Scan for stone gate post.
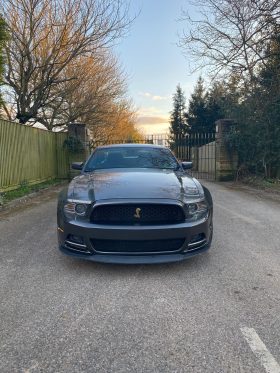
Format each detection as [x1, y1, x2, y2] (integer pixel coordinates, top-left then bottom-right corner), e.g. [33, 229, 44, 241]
[215, 119, 238, 181]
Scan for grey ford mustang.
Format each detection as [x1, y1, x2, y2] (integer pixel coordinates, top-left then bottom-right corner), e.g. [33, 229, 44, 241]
[57, 144, 213, 264]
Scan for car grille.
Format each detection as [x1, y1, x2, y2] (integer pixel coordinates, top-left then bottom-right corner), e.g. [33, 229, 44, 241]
[90, 204, 185, 225]
[91, 238, 185, 254]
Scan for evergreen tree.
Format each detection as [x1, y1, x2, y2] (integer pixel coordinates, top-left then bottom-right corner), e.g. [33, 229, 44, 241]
[246, 33, 280, 177]
[169, 84, 188, 141]
[187, 77, 220, 133]
[208, 77, 241, 120]
[217, 33, 280, 178]
[186, 76, 221, 133]
[186, 77, 208, 132]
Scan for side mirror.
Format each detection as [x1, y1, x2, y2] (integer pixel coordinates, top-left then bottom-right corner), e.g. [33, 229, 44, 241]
[71, 162, 84, 170]
[181, 161, 193, 170]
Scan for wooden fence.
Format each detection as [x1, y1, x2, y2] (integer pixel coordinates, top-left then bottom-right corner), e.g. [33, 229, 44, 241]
[0, 119, 69, 192]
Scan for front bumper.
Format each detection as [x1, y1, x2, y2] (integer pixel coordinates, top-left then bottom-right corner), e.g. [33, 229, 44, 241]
[58, 215, 212, 264]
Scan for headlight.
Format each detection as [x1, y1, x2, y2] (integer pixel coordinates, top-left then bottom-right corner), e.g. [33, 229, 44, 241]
[75, 203, 87, 215]
[64, 201, 91, 219]
[186, 200, 208, 221]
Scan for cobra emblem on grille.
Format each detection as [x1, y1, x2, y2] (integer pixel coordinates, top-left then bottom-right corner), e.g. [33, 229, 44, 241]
[134, 208, 141, 219]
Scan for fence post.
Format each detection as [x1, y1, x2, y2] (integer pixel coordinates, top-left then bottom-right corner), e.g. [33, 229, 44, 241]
[215, 119, 238, 181]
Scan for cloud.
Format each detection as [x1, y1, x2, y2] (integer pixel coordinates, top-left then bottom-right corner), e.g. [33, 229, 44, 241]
[137, 116, 169, 125]
[152, 95, 168, 101]
[139, 92, 169, 101]
[138, 106, 168, 117]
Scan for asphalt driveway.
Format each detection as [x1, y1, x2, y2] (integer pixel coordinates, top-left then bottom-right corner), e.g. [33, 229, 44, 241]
[0, 182, 279, 373]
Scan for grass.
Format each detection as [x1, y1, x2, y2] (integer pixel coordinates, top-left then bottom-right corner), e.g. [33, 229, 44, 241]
[238, 175, 280, 192]
[0, 179, 65, 206]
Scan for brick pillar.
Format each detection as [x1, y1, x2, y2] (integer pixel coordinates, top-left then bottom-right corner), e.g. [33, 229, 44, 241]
[68, 122, 87, 143]
[215, 119, 238, 181]
[67, 122, 90, 178]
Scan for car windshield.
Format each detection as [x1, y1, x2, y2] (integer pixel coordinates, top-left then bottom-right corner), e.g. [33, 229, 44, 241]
[84, 147, 179, 171]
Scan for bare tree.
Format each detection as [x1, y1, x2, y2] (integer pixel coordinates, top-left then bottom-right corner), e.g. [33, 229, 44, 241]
[46, 50, 141, 140]
[89, 99, 141, 143]
[0, 17, 7, 93]
[1, 0, 132, 124]
[38, 51, 127, 129]
[180, 0, 280, 85]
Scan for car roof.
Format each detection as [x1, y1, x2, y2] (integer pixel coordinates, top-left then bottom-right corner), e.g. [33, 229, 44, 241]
[96, 143, 168, 150]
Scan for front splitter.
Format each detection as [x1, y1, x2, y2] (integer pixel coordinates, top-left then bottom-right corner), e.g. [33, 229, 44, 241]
[59, 244, 210, 264]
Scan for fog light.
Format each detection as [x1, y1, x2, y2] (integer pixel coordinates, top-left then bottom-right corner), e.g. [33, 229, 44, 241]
[68, 234, 84, 244]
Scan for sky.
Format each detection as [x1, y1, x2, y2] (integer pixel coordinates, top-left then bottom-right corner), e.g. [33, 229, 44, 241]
[114, 0, 200, 135]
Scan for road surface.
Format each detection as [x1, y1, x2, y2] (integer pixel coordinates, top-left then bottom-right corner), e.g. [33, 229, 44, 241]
[0, 182, 279, 373]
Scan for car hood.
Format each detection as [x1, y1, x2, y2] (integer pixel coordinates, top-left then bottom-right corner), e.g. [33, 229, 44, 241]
[68, 169, 202, 202]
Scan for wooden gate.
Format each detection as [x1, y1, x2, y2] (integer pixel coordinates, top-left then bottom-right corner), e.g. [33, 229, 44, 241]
[170, 132, 216, 180]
